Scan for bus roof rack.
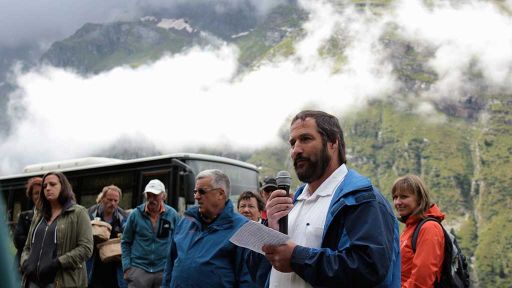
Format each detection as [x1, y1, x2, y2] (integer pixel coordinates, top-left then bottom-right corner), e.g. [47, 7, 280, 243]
[23, 157, 124, 173]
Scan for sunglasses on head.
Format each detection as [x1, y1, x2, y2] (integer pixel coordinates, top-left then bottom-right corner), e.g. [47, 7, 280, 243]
[193, 187, 221, 195]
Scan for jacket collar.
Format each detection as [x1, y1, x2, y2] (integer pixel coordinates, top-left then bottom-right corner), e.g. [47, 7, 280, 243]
[61, 200, 75, 213]
[91, 204, 126, 221]
[185, 200, 237, 230]
[292, 169, 373, 237]
[37, 201, 75, 222]
[296, 164, 348, 201]
[330, 169, 372, 204]
[403, 204, 445, 226]
[293, 169, 371, 204]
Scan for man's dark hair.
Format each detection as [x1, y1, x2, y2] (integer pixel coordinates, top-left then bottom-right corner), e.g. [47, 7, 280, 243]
[40, 171, 76, 220]
[237, 191, 265, 212]
[291, 110, 347, 164]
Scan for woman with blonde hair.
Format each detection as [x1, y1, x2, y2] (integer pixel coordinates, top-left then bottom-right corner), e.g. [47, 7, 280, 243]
[392, 174, 445, 288]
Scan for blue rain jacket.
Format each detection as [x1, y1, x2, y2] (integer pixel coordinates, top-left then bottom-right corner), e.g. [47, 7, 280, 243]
[162, 200, 257, 288]
[248, 169, 401, 287]
[121, 203, 179, 273]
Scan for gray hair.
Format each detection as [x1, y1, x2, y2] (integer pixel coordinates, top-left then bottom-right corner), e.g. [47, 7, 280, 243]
[196, 169, 231, 198]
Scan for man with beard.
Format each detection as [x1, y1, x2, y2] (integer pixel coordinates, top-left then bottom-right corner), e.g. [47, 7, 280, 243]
[121, 179, 179, 288]
[87, 185, 128, 288]
[161, 169, 256, 287]
[248, 110, 400, 287]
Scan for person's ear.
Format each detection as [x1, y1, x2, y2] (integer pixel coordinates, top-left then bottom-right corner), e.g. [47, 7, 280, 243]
[219, 189, 226, 199]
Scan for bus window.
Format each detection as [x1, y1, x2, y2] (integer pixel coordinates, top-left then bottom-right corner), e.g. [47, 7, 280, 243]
[73, 172, 136, 210]
[8, 182, 31, 228]
[185, 160, 259, 204]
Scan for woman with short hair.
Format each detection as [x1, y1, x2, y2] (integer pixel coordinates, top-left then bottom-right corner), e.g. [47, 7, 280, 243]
[237, 191, 265, 223]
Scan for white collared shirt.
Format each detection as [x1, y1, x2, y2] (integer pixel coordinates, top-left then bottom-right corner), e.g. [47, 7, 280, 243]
[269, 164, 348, 288]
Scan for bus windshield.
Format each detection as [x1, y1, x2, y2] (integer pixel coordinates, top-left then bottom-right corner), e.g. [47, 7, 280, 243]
[186, 159, 260, 204]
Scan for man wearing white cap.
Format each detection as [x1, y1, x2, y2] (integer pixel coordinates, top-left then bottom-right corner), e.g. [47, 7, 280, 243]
[121, 179, 180, 288]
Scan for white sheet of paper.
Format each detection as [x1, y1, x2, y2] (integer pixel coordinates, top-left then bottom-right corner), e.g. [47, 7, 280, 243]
[229, 220, 290, 254]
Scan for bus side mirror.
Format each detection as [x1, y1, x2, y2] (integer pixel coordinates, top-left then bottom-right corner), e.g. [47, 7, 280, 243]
[172, 159, 196, 205]
[182, 170, 195, 205]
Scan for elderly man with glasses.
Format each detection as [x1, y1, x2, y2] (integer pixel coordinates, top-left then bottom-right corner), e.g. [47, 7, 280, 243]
[161, 169, 257, 287]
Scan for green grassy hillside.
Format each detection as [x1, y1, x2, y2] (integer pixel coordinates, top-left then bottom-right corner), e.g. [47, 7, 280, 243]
[248, 97, 511, 287]
[472, 93, 512, 287]
[234, 4, 307, 69]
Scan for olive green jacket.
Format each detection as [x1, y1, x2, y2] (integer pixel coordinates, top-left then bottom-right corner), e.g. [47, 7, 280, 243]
[21, 203, 93, 288]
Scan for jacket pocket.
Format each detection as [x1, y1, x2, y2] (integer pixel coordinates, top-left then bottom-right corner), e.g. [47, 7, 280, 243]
[157, 218, 171, 239]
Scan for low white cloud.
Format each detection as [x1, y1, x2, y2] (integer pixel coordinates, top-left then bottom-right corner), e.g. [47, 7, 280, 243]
[1, 0, 512, 175]
[394, 0, 512, 99]
[0, 1, 397, 174]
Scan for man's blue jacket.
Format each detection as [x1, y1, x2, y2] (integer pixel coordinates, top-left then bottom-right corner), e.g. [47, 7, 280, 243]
[121, 203, 179, 273]
[248, 169, 401, 287]
[162, 200, 257, 287]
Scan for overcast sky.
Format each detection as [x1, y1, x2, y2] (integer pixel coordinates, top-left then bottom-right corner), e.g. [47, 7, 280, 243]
[0, 0, 511, 175]
[0, 0, 287, 48]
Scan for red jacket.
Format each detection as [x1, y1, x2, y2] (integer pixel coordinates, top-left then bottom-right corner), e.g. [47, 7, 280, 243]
[400, 204, 445, 288]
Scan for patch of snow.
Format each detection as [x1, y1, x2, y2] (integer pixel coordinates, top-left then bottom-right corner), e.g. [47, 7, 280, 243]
[140, 16, 158, 22]
[231, 31, 250, 38]
[157, 18, 194, 33]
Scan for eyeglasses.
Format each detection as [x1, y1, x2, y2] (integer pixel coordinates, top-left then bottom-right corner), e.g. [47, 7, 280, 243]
[193, 187, 221, 195]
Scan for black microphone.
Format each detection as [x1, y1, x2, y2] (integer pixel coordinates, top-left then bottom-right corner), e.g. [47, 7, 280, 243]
[275, 170, 292, 234]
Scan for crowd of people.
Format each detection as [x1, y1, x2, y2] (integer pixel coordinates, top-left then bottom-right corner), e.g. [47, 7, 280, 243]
[11, 110, 452, 288]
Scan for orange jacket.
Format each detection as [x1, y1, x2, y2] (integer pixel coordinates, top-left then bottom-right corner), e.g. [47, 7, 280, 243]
[400, 204, 445, 288]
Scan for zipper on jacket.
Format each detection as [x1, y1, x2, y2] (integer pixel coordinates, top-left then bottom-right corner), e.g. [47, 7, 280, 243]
[149, 213, 157, 273]
[31, 219, 43, 244]
[35, 223, 50, 282]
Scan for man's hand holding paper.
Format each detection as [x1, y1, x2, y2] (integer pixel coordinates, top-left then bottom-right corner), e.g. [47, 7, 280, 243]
[229, 220, 290, 254]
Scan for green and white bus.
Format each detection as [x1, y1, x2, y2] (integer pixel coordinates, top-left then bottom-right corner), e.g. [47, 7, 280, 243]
[0, 153, 259, 229]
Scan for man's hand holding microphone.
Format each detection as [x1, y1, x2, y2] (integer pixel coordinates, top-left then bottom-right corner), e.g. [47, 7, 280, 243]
[265, 171, 292, 232]
[262, 171, 297, 273]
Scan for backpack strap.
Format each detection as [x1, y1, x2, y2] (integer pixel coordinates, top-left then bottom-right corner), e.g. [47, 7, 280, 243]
[411, 217, 441, 253]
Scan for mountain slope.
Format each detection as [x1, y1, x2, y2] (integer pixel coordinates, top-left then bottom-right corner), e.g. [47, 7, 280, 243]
[39, 3, 307, 75]
[249, 97, 511, 287]
[41, 20, 204, 74]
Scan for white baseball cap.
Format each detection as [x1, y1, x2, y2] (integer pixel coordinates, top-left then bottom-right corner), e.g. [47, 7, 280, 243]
[144, 179, 165, 195]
